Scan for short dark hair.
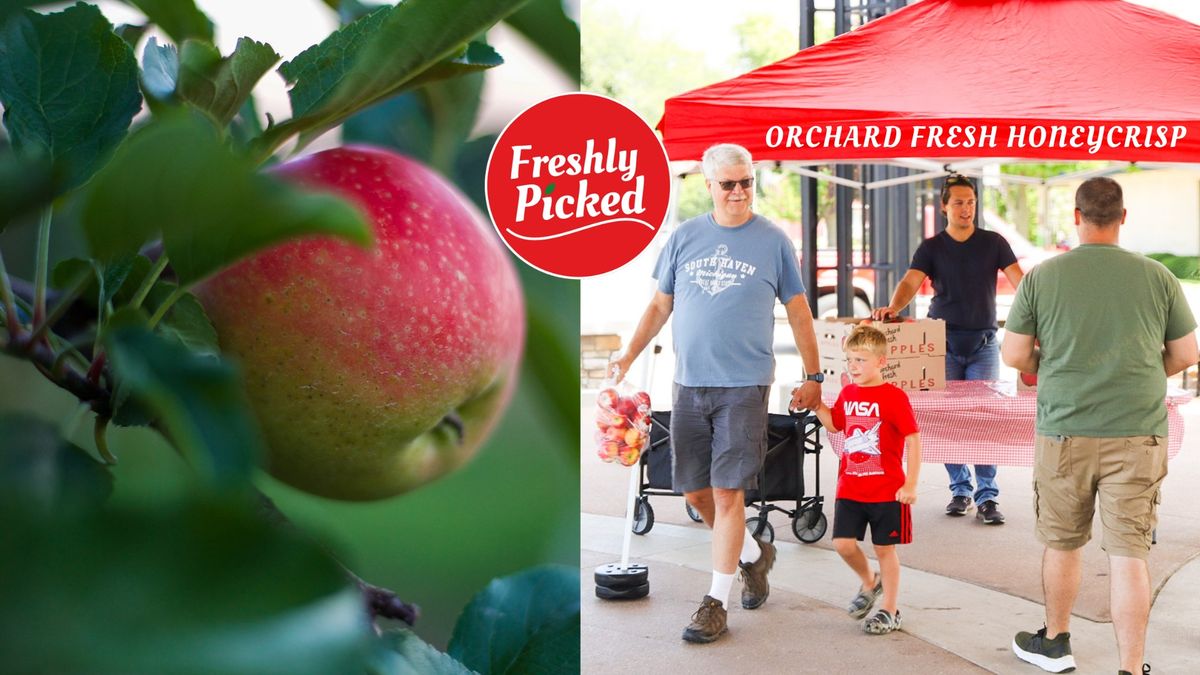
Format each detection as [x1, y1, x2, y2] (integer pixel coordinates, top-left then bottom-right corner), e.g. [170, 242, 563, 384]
[940, 173, 977, 205]
[1075, 177, 1123, 226]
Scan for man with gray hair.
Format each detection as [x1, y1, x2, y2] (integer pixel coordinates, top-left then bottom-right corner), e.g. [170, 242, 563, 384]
[611, 143, 823, 643]
[1002, 176, 1197, 674]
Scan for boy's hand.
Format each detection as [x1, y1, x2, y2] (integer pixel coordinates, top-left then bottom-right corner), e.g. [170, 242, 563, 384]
[790, 381, 821, 411]
[896, 483, 917, 505]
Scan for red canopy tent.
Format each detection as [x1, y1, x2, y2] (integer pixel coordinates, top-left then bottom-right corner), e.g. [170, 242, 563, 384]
[658, 0, 1200, 163]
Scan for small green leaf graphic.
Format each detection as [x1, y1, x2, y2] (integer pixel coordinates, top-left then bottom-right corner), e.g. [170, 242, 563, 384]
[543, 183, 555, 196]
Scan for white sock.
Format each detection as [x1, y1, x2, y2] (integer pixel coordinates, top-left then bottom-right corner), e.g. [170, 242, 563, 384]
[739, 530, 762, 565]
[707, 571, 736, 608]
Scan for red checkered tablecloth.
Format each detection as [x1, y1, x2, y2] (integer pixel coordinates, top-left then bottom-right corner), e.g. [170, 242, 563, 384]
[822, 380, 1190, 466]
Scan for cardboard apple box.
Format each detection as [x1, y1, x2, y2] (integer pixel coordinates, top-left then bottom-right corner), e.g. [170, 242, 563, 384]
[816, 318, 946, 361]
[819, 353, 945, 394]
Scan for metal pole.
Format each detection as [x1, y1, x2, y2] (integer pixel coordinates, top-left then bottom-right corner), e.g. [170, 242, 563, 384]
[802, 174, 819, 316]
[836, 164, 854, 316]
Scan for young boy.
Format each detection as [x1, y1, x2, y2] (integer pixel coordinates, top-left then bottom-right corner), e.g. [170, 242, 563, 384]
[811, 324, 921, 635]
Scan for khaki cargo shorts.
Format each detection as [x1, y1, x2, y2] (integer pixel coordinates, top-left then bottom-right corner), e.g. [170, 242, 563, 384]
[1033, 434, 1168, 559]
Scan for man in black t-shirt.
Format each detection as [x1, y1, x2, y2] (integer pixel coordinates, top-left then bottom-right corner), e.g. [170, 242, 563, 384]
[873, 174, 1023, 525]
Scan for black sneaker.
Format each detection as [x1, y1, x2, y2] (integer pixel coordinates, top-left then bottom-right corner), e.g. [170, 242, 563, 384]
[945, 495, 972, 516]
[1118, 665, 1152, 675]
[1012, 626, 1076, 672]
[977, 500, 1006, 525]
[681, 595, 728, 644]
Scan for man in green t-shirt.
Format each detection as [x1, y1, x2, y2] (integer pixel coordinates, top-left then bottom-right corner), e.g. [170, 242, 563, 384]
[1001, 177, 1198, 675]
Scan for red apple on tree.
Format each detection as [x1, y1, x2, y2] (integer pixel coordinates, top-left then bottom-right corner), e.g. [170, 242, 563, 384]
[195, 146, 524, 501]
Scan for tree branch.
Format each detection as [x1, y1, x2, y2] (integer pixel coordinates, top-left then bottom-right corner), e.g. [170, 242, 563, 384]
[0, 330, 112, 417]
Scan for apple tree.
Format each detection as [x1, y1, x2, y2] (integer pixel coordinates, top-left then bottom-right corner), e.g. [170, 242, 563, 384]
[0, 1, 581, 672]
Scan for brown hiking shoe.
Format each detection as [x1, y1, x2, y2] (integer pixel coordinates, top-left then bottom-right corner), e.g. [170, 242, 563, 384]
[681, 595, 727, 643]
[739, 538, 776, 609]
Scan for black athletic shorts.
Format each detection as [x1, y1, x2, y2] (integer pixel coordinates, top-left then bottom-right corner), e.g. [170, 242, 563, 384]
[832, 498, 912, 545]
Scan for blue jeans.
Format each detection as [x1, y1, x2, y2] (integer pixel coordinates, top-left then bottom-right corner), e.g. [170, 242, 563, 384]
[944, 330, 1000, 505]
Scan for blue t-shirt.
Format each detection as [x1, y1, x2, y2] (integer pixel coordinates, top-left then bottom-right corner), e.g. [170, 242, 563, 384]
[654, 213, 805, 387]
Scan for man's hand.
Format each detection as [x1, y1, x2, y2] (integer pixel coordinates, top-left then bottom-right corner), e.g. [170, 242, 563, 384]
[608, 354, 634, 384]
[896, 482, 917, 505]
[790, 380, 821, 411]
[871, 306, 898, 321]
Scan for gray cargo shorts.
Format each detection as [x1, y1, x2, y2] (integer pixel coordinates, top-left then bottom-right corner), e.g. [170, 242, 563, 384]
[670, 383, 770, 493]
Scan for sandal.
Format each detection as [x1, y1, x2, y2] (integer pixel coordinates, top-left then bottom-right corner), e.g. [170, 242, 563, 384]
[863, 608, 903, 634]
[847, 572, 883, 619]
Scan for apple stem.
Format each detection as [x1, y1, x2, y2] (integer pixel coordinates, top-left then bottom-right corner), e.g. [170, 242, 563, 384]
[130, 254, 171, 310]
[440, 410, 464, 443]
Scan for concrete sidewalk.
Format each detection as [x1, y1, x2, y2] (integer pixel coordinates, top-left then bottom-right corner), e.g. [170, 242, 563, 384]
[581, 514, 1200, 673]
[580, 392, 1200, 673]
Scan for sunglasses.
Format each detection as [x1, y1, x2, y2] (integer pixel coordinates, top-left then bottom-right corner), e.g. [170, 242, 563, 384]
[717, 178, 754, 191]
[940, 173, 976, 201]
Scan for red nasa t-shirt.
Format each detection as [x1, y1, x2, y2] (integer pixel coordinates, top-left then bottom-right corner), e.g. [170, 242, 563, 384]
[830, 383, 919, 503]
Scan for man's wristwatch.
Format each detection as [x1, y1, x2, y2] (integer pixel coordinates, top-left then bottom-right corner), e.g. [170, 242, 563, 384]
[805, 373, 825, 383]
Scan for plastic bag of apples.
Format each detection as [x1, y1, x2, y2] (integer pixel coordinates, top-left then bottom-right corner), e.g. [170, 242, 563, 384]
[594, 372, 652, 467]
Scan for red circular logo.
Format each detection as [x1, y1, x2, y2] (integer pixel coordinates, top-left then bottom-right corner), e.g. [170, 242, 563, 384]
[485, 93, 671, 278]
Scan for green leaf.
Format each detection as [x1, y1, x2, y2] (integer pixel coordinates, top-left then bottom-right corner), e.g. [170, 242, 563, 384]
[0, 150, 59, 230]
[447, 566, 580, 675]
[342, 58, 487, 175]
[229, 94, 265, 147]
[0, 498, 371, 674]
[147, 283, 219, 356]
[50, 257, 96, 292]
[81, 113, 371, 284]
[504, 0, 579, 83]
[404, 41, 503, 91]
[103, 306, 155, 427]
[278, 6, 390, 120]
[100, 255, 141, 306]
[0, 3, 142, 192]
[106, 324, 262, 488]
[369, 629, 478, 675]
[108, 254, 153, 307]
[177, 37, 280, 126]
[0, 1, 55, 25]
[124, 0, 213, 44]
[543, 183, 555, 196]
[114, 21, 148, 48]
[262, 0, 520, 155]
[0, 413, 113, 515]
[140, 36, 179, 103]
